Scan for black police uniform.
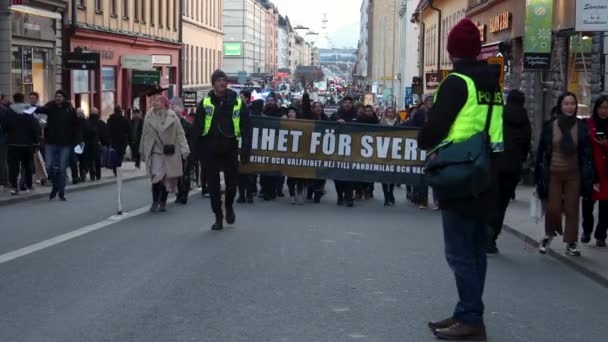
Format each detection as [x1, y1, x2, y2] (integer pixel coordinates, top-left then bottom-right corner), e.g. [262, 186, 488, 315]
[192, 89, 251, 230]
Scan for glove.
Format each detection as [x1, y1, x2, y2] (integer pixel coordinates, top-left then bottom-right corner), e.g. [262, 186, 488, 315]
[240, 149, 251, 165]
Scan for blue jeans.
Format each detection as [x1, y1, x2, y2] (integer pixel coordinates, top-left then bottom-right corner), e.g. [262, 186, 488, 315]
[46, 145, 71, 195]
[441, 209, 487, 327]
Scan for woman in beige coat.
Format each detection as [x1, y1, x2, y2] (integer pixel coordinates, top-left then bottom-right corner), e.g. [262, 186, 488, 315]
[140, 92, 190, 212]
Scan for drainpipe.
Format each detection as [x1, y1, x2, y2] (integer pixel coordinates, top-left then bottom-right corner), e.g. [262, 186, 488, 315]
[429, 0, 442, 78]
[178, 0, 184, 96]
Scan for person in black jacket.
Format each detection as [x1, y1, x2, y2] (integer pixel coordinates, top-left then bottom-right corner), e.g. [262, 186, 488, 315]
[192, 70, 252, 230]
[107, 106, 131, 172]
[356, 105, 379, 200]
[176, 108, 195, 205]
[535, 92, 594, 257]
[130, 108, 144, 168]
[1, 93, 41, 194]
[308, 101, 328, 203]
[38, 90, 81, 200]
[332, 96, 357, 207]
[83, 108, 108, 181]
[418, 19, 500, 340]
[237, 89, 257, 204]
[487, 90, 531, 253]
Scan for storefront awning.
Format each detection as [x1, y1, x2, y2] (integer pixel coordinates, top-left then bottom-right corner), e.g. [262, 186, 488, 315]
[10, 5, 62, 20]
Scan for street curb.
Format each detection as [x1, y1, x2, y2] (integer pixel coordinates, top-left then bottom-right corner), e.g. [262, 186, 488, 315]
[503, 224, 608, 288]
[0, 175, 148, 207]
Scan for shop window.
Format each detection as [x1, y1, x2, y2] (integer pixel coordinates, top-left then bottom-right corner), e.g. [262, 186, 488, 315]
[102, 67, 116, 118]
[73, 70, 89, 94]
[11, 46, 53, 104]
[567, 35, 593, 117]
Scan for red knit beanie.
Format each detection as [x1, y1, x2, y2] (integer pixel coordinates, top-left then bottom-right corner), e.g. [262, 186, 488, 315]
[447, 18, 481, 59]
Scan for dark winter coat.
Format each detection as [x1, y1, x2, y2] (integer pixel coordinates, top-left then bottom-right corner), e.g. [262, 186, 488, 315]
[534, 118, 594, 200]
[417, 59, 502, 221]
[192, 89, 251, 159]
[498, 103, 532, 174]
[331, 107, 358, 122]
[107, 114, 131, 156]
[130, 117, 144, 150]
[39, 101, 80, 146]
[83, 116, 108, 154]
[1, 103, 41, 146]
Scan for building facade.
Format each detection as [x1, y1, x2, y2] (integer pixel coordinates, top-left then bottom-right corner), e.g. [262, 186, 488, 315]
[1, 0, 68, 105]
[68, 0, 181, 118]
[262, 1, 278, 77]
[183, 0, 224, 96]
[277, 15, 290, 71]
[368, 0, 401, 103]
[397, 0, 420, 108]
[356, 0, 370, 79]
[413, 0, 468, 94]
[223, 0, 269, 78]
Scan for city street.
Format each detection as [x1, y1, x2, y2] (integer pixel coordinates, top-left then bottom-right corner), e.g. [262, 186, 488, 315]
[1, 180, 607, 342]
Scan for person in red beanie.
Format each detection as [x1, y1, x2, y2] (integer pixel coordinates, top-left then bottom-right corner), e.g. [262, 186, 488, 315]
[418, 18, 504, 341]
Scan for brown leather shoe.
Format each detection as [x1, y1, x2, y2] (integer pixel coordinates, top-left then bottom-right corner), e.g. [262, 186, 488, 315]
[428, 317, 457, 331]
[433, 322, 487, 341]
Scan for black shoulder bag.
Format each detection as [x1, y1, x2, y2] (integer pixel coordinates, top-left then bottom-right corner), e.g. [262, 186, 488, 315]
[152, 125, 176, 156]
[424, 88, 496, 200]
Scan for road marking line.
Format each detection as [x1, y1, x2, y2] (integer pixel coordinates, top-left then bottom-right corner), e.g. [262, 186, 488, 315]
[0, 187, 205, 265]
[0, 206, 151, 265]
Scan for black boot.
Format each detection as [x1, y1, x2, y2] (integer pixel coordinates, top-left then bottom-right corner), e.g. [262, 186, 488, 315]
[226, 206, 236, 225]
[212, 215, 224, 230]
[150, 183, 160, 212]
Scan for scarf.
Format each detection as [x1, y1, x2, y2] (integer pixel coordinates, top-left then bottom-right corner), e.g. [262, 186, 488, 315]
[557, 113, 577, 156]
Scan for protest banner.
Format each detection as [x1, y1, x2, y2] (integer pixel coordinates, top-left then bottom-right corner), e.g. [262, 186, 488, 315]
[241, 116, 427, 184]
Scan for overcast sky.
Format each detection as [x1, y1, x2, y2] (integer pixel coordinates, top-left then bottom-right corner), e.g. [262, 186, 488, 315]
[270, 0, 361, 49]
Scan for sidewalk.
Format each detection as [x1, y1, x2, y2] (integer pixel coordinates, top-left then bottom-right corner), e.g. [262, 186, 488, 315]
[0, 162, 147, 206]
[504, 186, 608, 287]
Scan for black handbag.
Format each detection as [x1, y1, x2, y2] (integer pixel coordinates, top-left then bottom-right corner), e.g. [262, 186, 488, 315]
[152, 127, 176, 156]
[424, 89, 496, 200]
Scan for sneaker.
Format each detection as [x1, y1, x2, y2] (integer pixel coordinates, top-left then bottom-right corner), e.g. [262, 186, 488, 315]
[10, 189, 18, 195]
[581, 233, 591, 244]
[539, 236, 553, 254]
[566, 243, 581, 256]
[597, 240, 607, 247]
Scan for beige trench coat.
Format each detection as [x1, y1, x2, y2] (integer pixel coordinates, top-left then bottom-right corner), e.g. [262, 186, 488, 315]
[139, 109, 190, 181]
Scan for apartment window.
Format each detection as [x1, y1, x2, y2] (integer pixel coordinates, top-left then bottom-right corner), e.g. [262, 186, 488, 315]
[110, 0, 116, 16]
[158, 0, 163, 27]
[134, 0, 140, 21]
[196, 47, 199, 85]
[122, 0, 128, 19]
[141, 0, 145, 23]
[166, 0, 170, 29]
[95, 0, 102, 13]
[150, 0, 154, 26]
[76, 0, 85, 8]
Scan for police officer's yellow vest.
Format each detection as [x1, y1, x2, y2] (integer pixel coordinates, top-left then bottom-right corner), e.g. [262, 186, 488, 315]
[434, 73, 504, 152]
[201, 96, 243, 137]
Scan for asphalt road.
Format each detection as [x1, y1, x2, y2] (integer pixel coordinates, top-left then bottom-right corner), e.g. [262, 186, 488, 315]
[0, 180, 607, 342]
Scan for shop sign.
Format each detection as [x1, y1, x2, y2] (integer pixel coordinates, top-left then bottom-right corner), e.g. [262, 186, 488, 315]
[22, 47, 33, 84]
[425, 73, 441, 90]
[152, 55, 172, 65]
[132, 70, 161, 85]
[224, 43, 243, 57]
[487, 56, 505, 85]
[489, 12, 511, 33]
[523, 0, 554, 70]
[122, 55, 153, 70]
[11, 12, 55, 41]
[575, 0, 608, 32]
[477, 22, 487, 43]
[64, 52, 101, 70]
[183, 91, 198, 108]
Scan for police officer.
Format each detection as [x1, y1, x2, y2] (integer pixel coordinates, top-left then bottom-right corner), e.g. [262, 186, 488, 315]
[418, 19, 503, 340]
[193, 70, 251, 230]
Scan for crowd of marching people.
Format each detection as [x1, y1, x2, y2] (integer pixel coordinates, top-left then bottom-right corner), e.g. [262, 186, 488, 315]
[2, 80, 608, 255]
